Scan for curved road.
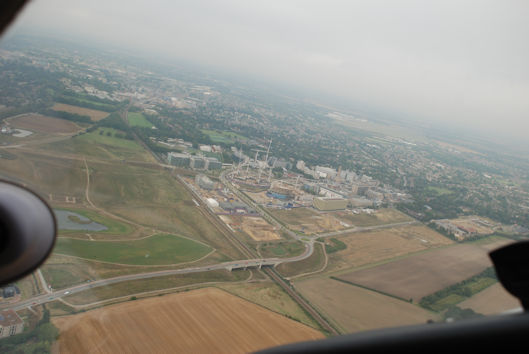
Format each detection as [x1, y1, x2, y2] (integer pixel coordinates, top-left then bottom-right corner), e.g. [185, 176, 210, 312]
[2, 244, 314, 312]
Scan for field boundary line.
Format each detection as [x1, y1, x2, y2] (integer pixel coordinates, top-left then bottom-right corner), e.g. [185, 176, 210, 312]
[51, 247, 217, 268]
[216, 283, 321, 330]
[330, 276, 412, 303]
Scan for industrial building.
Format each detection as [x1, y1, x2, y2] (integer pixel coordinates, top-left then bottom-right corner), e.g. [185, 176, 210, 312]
[313, 197, 349, 211]
[0, 310, 24, 338]
[195, 174, 215, 190]
[206, 157, 222, 170]
[167, 152, 190, 167]
[190, 156, 206, 169]
[219, 201, 256, 214]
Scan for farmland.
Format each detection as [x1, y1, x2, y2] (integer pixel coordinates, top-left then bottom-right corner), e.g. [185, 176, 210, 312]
[295, 277, 436, 334]
[326, 225, 452, 272]
[127, 112, 153, 127]
[459, 283, 520, 315]
[217, 282, 319, 328]
[336, 238, 512, 302]
[54, 234, 212, 265]
[52, 103, 109, 121]
[54, 288, 323, 353]
[9, 113, 80, 134]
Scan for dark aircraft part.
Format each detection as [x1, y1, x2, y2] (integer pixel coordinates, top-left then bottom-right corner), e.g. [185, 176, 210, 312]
[0, 180, 57, 286]
[490, 240, 529, 311]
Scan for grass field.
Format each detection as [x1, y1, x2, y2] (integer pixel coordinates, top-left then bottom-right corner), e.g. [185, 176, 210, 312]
[0, 151, 87, 201]
[52, 103, 109, 121]
[459, 283, 520, 315]
[202, 129, 247, 144]
[54, 234, 212, 265]
[295, 277, 437, 334]
[336, 238, 511, 302]
[217, 282, 319, 328]
[40, 254, 187, 290]
[55, 288, 323, 353]
[276, 243, 325, 278]
[127, 112, 153, 127]
[260, 241, 305, 258]
[326, 225, 452, 272]
[63, 270, 250, 305]
[425, 186, 453, 196]
[10, 113, 80, 133]
[46, 127, 155, 162]
[332, 208, 413, 227]
[55, 207, 133, 235]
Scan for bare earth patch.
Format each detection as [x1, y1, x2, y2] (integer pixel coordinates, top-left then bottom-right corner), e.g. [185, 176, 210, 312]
[53, 287, 323, 353]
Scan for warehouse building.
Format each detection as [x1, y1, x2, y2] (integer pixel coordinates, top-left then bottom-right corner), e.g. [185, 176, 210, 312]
[167, 152, 190, 167]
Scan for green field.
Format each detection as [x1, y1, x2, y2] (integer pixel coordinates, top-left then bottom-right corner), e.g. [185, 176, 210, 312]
[56, 208, 133, 235]
[47, 127, 154, 161]
[425, 186, 453, 196]
[202, 129, 247, 144]
[54, 234, 212, 265]
[260, 241, 305, 258]
[276, 243, 325, 278]
[127, 112, 153, 128]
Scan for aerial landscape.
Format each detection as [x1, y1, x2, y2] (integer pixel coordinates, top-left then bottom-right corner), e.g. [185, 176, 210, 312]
[0, 1, 528, 353]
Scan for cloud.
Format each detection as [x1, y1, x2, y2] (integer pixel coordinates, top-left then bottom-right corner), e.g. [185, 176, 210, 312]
[7, 0, 529, 142]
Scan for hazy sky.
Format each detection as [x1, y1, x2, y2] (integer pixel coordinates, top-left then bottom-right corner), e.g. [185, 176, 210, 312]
[6, 0, 529, 142]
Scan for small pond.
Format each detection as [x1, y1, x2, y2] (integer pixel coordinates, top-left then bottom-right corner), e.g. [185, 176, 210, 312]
[54, 210, 108, 231]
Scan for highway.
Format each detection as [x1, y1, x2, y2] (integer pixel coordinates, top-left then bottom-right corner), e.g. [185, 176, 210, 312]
[1, 253, 312, 312]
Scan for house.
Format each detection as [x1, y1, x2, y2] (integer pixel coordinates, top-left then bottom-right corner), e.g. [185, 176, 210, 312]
[0, 310, 23, 338]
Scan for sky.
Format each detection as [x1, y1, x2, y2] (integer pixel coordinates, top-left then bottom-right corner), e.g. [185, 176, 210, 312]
[6, 0, 529, 144]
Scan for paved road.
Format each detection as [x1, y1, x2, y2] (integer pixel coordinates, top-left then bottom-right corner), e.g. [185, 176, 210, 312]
[1, 253, 313, 312]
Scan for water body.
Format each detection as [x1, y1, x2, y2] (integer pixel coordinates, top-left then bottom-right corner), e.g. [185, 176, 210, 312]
[54, 210, 108, 231]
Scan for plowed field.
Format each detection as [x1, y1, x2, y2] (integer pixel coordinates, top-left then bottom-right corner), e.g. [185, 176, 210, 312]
[53, 288, 323, 353]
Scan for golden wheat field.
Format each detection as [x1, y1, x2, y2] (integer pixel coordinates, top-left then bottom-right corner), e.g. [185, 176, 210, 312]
[53, 287, 324, 353]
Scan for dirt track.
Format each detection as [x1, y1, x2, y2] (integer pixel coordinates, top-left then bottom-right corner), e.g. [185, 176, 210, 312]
[53, 287, 323, 353]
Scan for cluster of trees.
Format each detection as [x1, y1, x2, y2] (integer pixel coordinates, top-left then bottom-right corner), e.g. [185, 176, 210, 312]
[40, 108, 91, 123]
[323, 238, 347, 254]
[443, 306, 483, 321]
[55, 93, 120, 113]
[96, 112, 129, 131]
[420, 267, 497, 311]
[0, 309, 59, 353]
